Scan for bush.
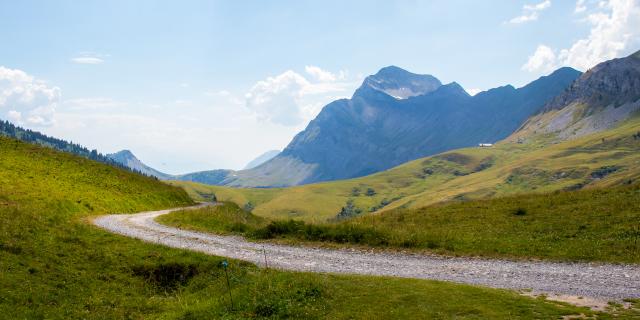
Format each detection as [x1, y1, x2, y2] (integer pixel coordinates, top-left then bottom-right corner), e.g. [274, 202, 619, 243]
[132, 262, 199, 292]
[512, 208, 527, 216]
[251, 219, 389, 246]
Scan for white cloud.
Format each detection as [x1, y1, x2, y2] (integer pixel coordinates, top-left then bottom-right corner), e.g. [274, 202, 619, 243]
[0, 66, 60, 126]
[522, 45, 558, 73]
[305, 65, 337, 82]
[523, 0, 640, 73]
[245, 67, 355, 126]
[507, 0, 552, 24]
[466, 88, 483, 96]
[575, 0, 588, 12]
[245, 70, 310, 126]
[71, 57, 104, 64]
[70, 52, 107, 64]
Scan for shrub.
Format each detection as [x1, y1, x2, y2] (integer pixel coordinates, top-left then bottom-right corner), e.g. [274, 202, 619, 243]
[590, 166, 620, 179]
[512, 208, 527, 216]
[132, 262, 199, 292]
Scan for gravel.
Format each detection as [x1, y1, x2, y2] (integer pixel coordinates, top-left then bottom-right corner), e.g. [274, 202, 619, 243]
[93, 204, 640, 301]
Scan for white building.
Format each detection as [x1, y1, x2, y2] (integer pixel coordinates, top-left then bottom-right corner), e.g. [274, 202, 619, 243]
[478, 143, 493, 147]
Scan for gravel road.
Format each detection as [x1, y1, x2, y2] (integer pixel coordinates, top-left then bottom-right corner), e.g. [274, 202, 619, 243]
[93, 204, 640, 301]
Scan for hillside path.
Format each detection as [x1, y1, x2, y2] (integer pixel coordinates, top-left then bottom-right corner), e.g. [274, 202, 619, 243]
[93, 204, 640, 301]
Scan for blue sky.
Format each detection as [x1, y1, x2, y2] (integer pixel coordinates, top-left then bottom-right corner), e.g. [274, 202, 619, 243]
[1, 0, 638, 173]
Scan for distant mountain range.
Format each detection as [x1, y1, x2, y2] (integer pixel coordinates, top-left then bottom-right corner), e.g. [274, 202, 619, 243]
[7, 51, 638, 188]
[243, 150, 280, 169]
[105, 150, 173, 180]
[175, 65, 580, 187]
[102, 148, 281, 181]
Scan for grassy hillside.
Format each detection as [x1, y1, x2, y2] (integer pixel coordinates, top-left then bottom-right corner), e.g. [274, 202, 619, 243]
[162, 183, 640, 263]
[172, 116, 640, 223]
[2, 136, 608, 319]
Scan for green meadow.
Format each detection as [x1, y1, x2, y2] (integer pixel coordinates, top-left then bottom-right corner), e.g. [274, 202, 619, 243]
[4, 136, 626, 319]
[162, 184, 640, 263]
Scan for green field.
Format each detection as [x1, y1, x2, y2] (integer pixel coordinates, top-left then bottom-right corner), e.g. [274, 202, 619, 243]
[172, 116, 640, 223]
[3, 136, 624, 319]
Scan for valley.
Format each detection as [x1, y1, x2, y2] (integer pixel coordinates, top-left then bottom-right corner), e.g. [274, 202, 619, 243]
[1, 17, 639, 317]
[173, 115, 640, 223]
[2, 136, 612, 318]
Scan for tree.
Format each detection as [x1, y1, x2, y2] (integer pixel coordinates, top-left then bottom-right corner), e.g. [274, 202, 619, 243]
[243, 201, 255, 212]
[336, 199, 362, 220]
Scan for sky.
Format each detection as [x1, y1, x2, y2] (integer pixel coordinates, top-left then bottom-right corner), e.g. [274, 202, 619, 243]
[1, 0, 639, 173]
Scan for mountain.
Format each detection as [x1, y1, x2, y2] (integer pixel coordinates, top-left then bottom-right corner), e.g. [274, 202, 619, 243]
[197, 66, 580, 187]
[106, 150, 172, 179]
[179, 52, 640, 221]
[511, 50, 640, 141]
[175, 168, 234, 185]
[243, 150, 280, 169]
[360, 65, 442, 98]
[0, 119, 145, 175]
[177, 115, 640, 222]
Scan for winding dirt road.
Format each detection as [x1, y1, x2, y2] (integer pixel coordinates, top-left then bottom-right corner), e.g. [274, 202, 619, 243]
[93, 204, 640, 301]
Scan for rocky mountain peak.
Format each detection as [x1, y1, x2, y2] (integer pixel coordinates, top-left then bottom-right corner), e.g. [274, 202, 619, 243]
[358, 66, 442, 99]
[543, 50, 640, 112]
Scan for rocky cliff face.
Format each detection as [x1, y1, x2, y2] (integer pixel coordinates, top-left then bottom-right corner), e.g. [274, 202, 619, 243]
[511, 50, 640, 142]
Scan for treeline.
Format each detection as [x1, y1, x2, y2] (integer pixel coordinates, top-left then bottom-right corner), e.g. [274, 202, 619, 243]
[0, 120, 155, 179]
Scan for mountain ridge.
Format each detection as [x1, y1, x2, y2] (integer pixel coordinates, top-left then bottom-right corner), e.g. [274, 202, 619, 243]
[206, 65, 581, 187]
[510, 50, 640, 142]
[106, 150, 172, 179]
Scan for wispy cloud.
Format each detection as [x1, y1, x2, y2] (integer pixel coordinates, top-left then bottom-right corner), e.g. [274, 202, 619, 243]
[575, 0, 587, 13]
[63, 97, 125, 110]
[506, 0, 552, 24]
[70, 52, 107, 64]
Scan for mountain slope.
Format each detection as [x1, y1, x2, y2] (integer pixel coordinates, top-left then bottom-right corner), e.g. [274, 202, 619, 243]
[174, 115, 640, 223]
[172, 54, 640, 222]
[511, 50, 640, 142]
[0, 120, 139, 174]
[211, 66, 580, 187]
[106, 150, 172, 179]
[243, 150, 280, 169]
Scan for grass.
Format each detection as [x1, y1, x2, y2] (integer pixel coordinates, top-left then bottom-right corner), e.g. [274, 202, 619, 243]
[161, 183, 640, 263]
[171, 116, 640, 223]
[3, 136, 621, 319]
